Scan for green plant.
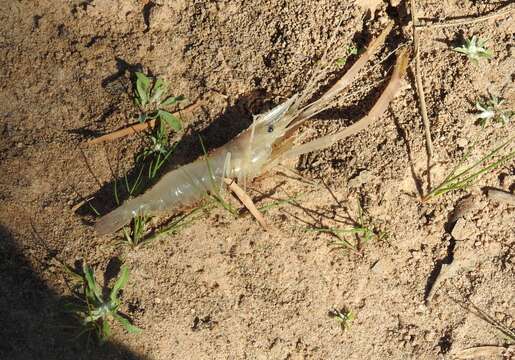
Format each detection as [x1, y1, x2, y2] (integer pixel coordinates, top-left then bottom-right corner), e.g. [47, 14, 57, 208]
[122, 211, 150, 248]
[335, 45, 358, 66]
[475, 94, 513, 127]
[146, 206, 206, 242]
[133, 71, 184, 183]
[134, 72, 184, 129]
[309, 201, 387, 253]
[452, 35, 493, 63]
[423, 138, 514, 201]
[64, 263, 141, 343]
[106, 72, 185, 228]
[329, 308, 355, 332]
[120, 206, 203, 247]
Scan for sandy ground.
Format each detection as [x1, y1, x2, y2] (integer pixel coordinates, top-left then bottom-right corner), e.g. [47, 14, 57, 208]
[1, 1, 514, 359]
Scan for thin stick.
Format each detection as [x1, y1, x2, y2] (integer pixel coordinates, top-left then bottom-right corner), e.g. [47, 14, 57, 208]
[411, 0, 434, 162]
[224, 178, 269, 230]
[416, 3, 514, 29]
[86, 102, 201, 145]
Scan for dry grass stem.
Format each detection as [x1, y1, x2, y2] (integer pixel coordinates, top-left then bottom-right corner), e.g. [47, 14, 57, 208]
[410, 0, 434, 163]
[416, 3, 514, 29]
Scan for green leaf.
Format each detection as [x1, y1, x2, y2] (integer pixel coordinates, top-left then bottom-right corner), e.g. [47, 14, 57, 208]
[110, 265, 129, 303]
[150, 78, 167, 104]
[135, 72, 151, 107]
[101, 320, 112, 341]
[83, 264, 102, 302]
[161, 95, 185, 106]
[335, 57, 347, 66]
[113, 313, 142, 334]
[159, 110, 182, 131]
[452, 47, 468, 54]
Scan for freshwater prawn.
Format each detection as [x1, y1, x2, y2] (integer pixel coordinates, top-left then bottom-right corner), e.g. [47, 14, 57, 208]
[95, 22, 408, 234]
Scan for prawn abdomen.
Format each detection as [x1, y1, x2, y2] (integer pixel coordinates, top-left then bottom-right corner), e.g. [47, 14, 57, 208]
[95, 152, 228, 234]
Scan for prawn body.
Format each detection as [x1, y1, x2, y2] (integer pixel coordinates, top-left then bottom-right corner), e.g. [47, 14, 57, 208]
[95, 23, 409, 234]
[95, 98, 296, 234]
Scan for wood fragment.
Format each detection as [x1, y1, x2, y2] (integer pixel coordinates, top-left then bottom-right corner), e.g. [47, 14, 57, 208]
[486, 188, 515, 206]
[86, 102, 201, 145]
[416, 3, 514, 29]
[224, 178, 269, 230]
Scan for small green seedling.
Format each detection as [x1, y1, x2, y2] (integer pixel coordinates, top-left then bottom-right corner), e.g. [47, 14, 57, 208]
[452, 35, 493, 63]
[122, 211, 150, 248]
[309, 201, 387, 253]
[133, 72, 184, 182]
[134, 72, 184, 129]
[475, 94, 513, 127]
[336, 45, 358, 66]
[423, 138, 515, 201]
[64, 264, 141, 343]
[108, 72, 185, 231]
[329, 308, 355, 332]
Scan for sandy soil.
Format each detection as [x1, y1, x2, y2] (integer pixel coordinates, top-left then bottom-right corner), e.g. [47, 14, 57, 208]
[1, 1, 514, 359]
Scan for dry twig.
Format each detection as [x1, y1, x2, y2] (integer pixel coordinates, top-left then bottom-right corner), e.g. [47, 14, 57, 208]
[410, 0, 434, 163]
[416, 3, 514, 29]
[87, 102, 201, 145]
[224, 178, 269, 230]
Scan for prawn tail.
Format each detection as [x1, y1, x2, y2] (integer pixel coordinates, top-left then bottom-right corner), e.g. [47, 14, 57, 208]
[94, 201, 139, 235]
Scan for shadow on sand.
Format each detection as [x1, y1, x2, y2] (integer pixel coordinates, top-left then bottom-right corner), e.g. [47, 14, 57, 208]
[0, 224, 150, 360]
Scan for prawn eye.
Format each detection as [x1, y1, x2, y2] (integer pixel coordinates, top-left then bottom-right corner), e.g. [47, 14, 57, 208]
[267, 125, 274, 133]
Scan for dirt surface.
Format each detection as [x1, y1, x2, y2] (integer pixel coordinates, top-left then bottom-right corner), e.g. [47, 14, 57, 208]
[1, 1, 514, 359]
